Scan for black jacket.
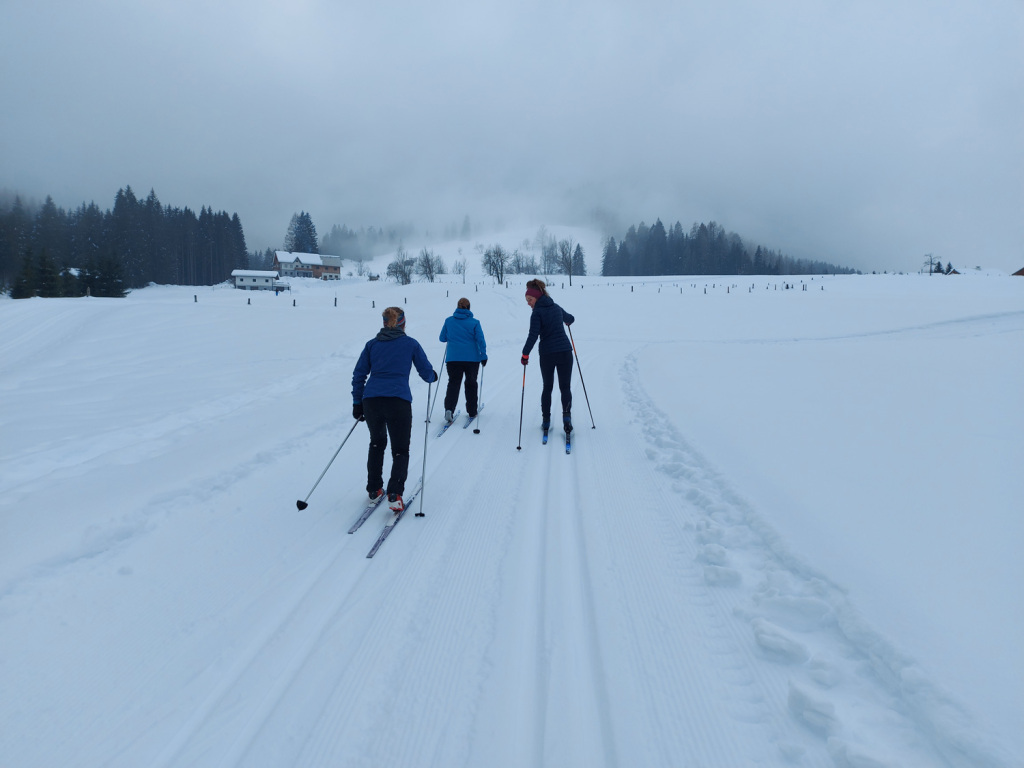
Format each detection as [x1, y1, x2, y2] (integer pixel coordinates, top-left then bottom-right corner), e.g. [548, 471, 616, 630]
[522, 295, 574, 357]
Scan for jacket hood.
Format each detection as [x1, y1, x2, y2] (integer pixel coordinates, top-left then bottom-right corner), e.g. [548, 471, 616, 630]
[453, 307, 474, 319]
[376, 327, 407, 342]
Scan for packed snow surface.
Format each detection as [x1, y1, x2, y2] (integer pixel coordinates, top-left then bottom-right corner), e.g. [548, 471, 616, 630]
[2, 238, 1022, 767]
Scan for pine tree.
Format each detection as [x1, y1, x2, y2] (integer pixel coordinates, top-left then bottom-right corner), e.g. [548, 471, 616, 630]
[32, 196, 69, 270]
[572, 244, 587, 276]
[35, 249, 61, 297]
[94, 251, 127, 297]
[1, 196, 32, 291]
[284, 212, 318, 253]
[601, 237, 619, 276]
[10, 249, 35, 299]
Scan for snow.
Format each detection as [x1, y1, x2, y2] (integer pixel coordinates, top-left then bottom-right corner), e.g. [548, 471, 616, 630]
[276, 251, 325, 265]
[1, 234, 1022, 767]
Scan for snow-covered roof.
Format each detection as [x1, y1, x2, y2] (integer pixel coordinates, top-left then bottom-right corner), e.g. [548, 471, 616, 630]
[231, 270, 279, 277]
[275, 251, 323, 266]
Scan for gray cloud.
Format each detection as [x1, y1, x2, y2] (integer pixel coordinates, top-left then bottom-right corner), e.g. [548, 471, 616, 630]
[2, 0, 1022, 273]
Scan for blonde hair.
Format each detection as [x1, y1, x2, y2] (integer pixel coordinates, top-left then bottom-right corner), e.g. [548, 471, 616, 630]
[381, 306, 405, 328]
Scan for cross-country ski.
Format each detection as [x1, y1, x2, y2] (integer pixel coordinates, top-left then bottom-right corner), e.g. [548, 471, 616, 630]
[347, 490, 387, 534]
[463, 404, 484, 429]
[366, 482, 422, 558]
[435, 409, 461, 437]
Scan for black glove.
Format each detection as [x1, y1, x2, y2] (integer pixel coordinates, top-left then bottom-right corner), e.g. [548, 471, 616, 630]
[352, 403, 364, 421]
[432, 370, 439, 382]
[521, 354, 529, 366]
[481, 358, 488, 367]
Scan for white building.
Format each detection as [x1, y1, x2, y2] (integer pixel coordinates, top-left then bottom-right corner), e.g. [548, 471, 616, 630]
[274, 252, 342, 280]
[230, 270, 281, 290]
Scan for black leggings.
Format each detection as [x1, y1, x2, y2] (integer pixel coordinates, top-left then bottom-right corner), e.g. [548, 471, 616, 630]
[362, 397, 413, 496]
[444, 361, 480, 416]
[539, 350, 573, 419]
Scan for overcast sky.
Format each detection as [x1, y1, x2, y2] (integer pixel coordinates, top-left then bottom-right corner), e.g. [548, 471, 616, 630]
[2, 0, 1022, 273]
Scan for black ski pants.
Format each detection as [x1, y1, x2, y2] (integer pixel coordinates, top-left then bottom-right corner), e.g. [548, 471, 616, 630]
[539, 350, 573, 420]
[443, 360, 480, 416]
[362, 396, 413, 496]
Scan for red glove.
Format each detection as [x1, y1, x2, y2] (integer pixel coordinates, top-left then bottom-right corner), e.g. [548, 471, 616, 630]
[521, 354, 529, 366]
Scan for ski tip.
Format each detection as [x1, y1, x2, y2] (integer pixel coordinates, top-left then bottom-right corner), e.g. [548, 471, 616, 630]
[296, 500, 308, 510]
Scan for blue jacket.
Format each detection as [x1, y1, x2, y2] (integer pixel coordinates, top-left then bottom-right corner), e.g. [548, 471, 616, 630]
[352, 328, 436, 403]
[522, 295, 574, 357]
[439, 308, 487, 362]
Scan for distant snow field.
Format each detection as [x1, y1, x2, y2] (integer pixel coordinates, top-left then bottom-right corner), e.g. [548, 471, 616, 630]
[2, 233, 1021, 767]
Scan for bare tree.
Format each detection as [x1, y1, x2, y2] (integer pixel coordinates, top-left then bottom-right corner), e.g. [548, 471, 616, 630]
[482, 244, 509, 284]
[415, 248, 438, 282]
[387, 245, 414, 285]
[557, 237, 576, 284]
[452, 251, 467, 284]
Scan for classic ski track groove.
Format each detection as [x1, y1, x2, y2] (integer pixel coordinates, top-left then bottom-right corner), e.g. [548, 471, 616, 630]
[551, 434, 619, 765]
[242, 370, 535, 767]
[148, 509, 381, 767]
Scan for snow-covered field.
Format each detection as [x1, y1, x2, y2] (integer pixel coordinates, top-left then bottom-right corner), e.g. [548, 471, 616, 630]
[2, 234, 1021, 767]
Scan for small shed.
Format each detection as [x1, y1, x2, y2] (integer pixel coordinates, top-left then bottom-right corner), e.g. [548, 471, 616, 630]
[231, 270, 279, 290]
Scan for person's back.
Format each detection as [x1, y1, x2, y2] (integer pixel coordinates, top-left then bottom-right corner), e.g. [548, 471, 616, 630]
[527, 294, 573, 356]
[352, 307, 436, 511]
[440, 306, 486, 362]
[439, 298, 487, 420]
[357, 329, 432, 401]
[521, 279, 575, 431]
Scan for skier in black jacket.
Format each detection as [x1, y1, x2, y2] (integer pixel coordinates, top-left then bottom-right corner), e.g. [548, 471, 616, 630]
[521, 278, 575, 433]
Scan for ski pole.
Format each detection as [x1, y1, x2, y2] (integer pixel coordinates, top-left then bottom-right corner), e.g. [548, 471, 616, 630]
[516, 362, 526, 450]
[417, 379, 431, 517]
[427, 344, 448, 423]
[296, 419, 360, 510]
[567, 325, 595, 429]
[473, 363, 484, 434]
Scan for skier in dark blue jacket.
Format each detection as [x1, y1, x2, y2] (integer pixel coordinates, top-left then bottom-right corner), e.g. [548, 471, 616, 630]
[352, 306, 437, 512]
[521, 278, 575, 433]
[439, 298, 487, 423]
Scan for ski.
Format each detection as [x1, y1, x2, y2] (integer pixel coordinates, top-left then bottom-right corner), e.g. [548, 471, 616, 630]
[564, 429, 572, 454]
[366, 482, 422, 558]
[435, 410, 461, 438]
[463, 404, 484, 429]
[542, 427, 549, 445]
[348, 492, 386, 534]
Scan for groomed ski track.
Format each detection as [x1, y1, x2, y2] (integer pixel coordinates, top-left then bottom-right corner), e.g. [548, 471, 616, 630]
[0, 278, 1018, 768]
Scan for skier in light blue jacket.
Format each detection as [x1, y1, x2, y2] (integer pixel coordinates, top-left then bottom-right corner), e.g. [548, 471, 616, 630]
[438, 298, 487, 423]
